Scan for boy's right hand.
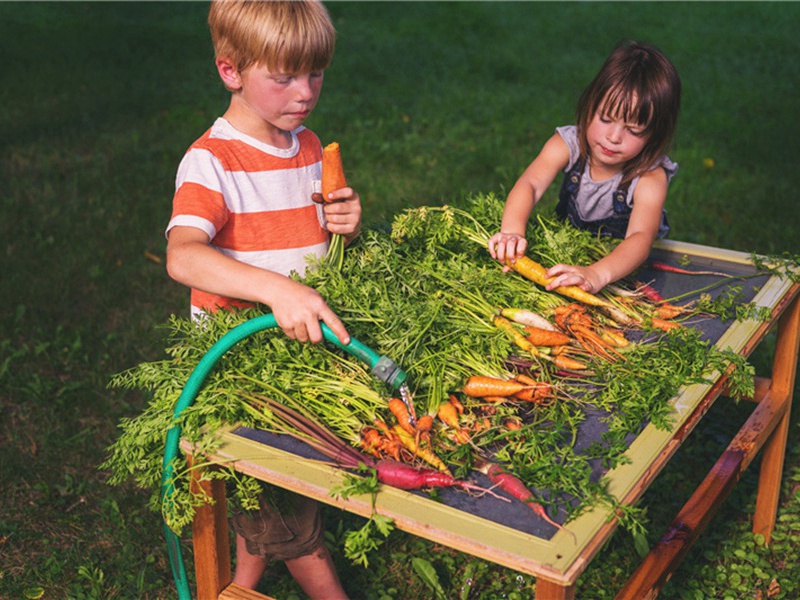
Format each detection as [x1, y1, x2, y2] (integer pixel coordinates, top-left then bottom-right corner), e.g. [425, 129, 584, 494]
[488, 232, 528, 269]
[271, 279, 350, 346]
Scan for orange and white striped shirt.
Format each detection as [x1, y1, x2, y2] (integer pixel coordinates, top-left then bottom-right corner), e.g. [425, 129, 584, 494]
[166, 118, 329, 315]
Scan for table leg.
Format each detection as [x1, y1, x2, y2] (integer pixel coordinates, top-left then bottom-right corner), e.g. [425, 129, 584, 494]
[753, 293, 800, 541]
[616, 292, 800, 599]
[189, 456, 232, 600]
[536, 578, 576, 600]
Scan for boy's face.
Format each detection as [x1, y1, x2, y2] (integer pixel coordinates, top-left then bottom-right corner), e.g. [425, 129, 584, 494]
[236, 63, 324, 134]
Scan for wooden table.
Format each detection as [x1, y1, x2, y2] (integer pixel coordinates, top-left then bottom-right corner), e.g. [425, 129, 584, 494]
[183, 240, 800, 600]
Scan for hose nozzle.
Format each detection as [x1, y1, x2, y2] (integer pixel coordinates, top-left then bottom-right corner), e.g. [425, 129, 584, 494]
[371, 355, 407, 390]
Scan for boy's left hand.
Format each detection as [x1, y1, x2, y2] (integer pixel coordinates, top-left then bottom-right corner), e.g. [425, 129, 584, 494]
[313, 187, 362, 239]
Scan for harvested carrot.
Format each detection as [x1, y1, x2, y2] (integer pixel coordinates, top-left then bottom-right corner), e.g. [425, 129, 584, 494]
[462, 375, 526, 398]
[493, 316, 540, 356]
[514, 373, 538, 386]
[504, 418, 523, 431]
[388, 397, 415, 434]
[447, 394, 465, 415]
[321, 142, 347, 199]
[499, 308, 559, 331]
[655, 303, 684, 320]
[552, 354, 588, 371]
[437, 400, 470, 443]
[514, 382, 552, 404]
[392, 424, 450, 472]
[599, 327, 629, 348]
[414, 414, 434, 447]
[360, 428, 384, 457]
[650, 316, 683, 332]
[475, 459, 575, 541]
[507, 256, 611, 309]
[373, 419, 403, 461]
[483, 395, 511, 403]
[524, 326, 572, 347]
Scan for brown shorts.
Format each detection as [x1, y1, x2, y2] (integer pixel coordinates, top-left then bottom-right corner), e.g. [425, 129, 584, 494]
[230, 492, 324, 561]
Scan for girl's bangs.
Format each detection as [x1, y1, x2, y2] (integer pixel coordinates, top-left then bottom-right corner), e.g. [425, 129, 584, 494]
[600, 85, 653, 128]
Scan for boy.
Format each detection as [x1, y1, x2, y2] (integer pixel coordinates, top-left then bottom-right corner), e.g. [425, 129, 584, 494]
[166, 1, 356, 597]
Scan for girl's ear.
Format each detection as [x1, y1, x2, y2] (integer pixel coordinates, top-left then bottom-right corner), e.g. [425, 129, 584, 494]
[215, 57, 242, 91]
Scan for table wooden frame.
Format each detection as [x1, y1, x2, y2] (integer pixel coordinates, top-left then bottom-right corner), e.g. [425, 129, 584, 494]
[183, 240, 800, 600]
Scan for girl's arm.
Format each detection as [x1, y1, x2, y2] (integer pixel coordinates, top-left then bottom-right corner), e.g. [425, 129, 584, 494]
[546, 167, 668, 292]
[166, 226, 350, 344]
[488, 133, 570, 264]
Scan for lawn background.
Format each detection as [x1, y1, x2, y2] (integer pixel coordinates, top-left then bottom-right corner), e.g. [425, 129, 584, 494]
[1, 2, 799, 598]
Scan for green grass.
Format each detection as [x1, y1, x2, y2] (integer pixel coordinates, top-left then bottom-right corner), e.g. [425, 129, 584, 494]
[1, 2, 799, 598]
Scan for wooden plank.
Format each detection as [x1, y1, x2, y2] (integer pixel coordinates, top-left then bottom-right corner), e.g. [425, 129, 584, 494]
[616, 294, 800, 599]
[188, 455, 232, 600]
[754, 293, 800, 540]
[536, 578, 576, 600]
[218, 582, 276, 600]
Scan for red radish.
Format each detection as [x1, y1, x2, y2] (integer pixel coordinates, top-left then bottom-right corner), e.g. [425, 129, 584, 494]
[475, 459, 575, 541]
[637, 282, 665, 303]
[647, 261, 731, 278]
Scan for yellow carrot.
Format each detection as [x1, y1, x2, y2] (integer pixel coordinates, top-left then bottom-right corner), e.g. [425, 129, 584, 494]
[392, 424, 450, 472]
[508, 256, 611, 308]
[493, 315, 540, 356]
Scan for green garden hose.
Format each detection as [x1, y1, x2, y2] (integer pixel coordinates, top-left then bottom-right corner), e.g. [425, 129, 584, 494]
[159, 313, 407, 599]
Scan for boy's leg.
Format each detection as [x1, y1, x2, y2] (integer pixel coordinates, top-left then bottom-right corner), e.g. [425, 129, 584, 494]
[285, 544, 349, 600]
[232, 533, 269, 589]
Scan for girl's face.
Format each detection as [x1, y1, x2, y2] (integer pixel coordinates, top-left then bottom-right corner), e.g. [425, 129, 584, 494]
[585, 108, 649, 176]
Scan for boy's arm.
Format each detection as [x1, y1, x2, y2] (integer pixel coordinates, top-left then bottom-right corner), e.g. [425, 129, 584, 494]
[488, 133, 570, 263]
[546, 167, 668, 293]
[166, 226, 350, 344]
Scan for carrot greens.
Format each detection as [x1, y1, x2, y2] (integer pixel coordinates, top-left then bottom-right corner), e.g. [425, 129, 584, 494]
[104, 193, 763, 564]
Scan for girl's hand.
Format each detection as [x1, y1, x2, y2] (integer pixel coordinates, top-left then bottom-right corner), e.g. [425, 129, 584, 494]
[545, 263, 606, 294]
[488, 232, 528, 268]
[313, 187, 363, 241]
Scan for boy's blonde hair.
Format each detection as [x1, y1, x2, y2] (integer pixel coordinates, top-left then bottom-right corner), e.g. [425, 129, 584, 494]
[208, 0, 335, 74]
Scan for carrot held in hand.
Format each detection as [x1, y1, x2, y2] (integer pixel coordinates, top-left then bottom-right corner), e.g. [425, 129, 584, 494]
[321, 142, 347, 200]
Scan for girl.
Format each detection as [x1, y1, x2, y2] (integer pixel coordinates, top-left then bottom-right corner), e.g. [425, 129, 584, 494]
[488, 40, 681, 294]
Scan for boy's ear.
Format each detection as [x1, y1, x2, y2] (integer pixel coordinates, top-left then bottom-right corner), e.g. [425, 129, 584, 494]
[215, 57, 242, 91]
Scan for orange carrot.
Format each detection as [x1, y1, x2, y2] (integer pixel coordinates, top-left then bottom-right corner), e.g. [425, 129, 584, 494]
[552, 355, 588, 371]
[462, 375, 526, 398]
[655, 303, 684, 320]
[437, 401, 470, 443]
[483, 395, 511, 403]
[388, 397, 415, 434]
[514, 382, 552, 404]
[493, 316, 540, 356]
[447, 394, 465, 415]
[650, 316, 683, 332]
[523, 326, 572, 347]
[504, 418, 523, 431]
[321, 142, 348, 199]
[514, 373, 538, 385]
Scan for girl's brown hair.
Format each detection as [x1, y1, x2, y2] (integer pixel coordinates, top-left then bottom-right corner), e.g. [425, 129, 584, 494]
[576, 41, 681, 184]
[208, 0, 335, 75]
